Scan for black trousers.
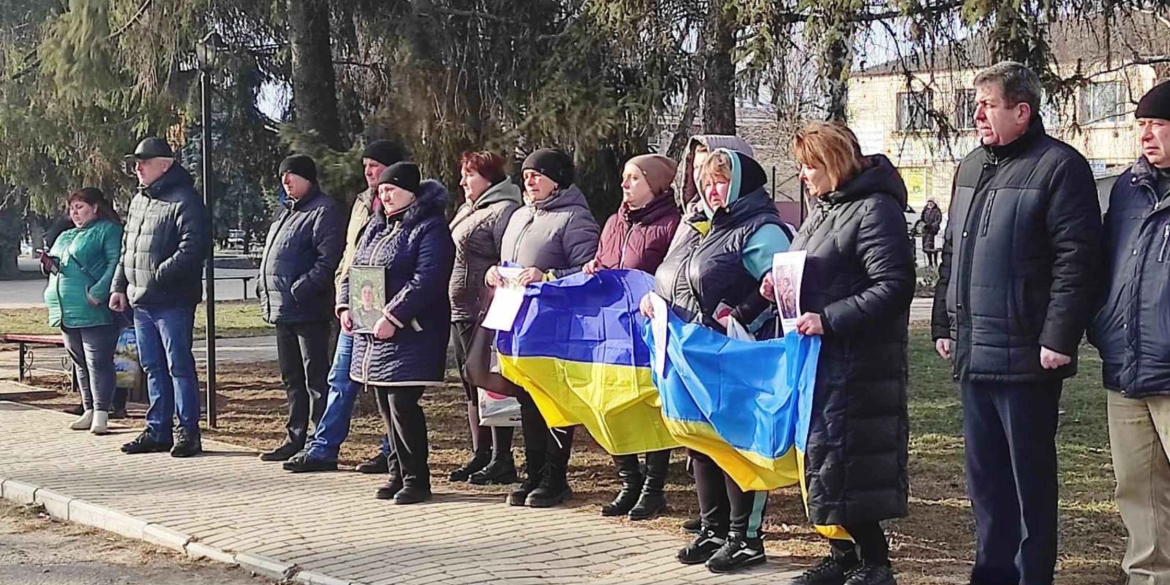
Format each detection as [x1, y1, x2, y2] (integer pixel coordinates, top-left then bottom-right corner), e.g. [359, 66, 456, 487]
[275, 321, 331, 447]
[375, 386, 430, 487]
[962, 379, 1062, 585]
[830, 523, 890, 566]
[517, 392, 573, 481]
[691, 449, 768, 538]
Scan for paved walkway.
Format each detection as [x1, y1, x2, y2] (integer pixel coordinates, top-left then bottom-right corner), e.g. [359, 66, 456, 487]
[0, 395, 800, 585]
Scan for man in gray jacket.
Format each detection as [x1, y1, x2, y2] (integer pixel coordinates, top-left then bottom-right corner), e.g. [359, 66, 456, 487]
[931, 62, 1102, 585]
[113, 137, 209, 458]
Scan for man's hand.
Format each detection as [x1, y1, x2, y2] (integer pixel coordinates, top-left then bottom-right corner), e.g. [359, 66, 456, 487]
[582, 259, 602, 276]
[795, 313, 824, 336]
[1040, 347, 1071, 370]
[515, 267, 544, 286]
[109, 292, 128, 313]
[339, 309, 354, 334]
[373, 316, 397, 340]
[935, 338, 953, 361]
[759, 272, 776, 302]
[639, 294, 656, 319]
[485, 265, 502, 288]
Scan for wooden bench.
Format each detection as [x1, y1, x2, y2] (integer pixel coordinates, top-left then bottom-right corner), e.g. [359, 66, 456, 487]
[1, 334, 75, 389]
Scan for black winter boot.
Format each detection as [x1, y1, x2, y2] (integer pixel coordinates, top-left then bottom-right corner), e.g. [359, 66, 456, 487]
[525, 426, 574, 508]
[601, 454, 643, 517]
[449, 443, 491, 482]
[469, 455, 518, 485]
[628, 449, 669, 520]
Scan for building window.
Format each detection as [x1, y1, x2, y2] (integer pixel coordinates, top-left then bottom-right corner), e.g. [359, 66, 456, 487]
[898, 90, 934, 132]
[954, 89, 976, 129]
[1080, 82, 1126, 125]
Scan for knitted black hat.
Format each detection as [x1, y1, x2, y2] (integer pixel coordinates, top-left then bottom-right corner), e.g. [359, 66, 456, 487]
[378, 162, 421, 193]
[522, 148, 574, 187]
[1137, 80, 1170, 121]
[361, 139, 409, 167]
[279, 154, 318, 184]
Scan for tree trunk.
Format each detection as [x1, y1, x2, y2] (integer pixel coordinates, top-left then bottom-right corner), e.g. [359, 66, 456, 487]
[0, 204, 22, 278]
[823, 25, 854, 122]
[701, 1, 736, 134]
[666, 70, 702, 160]
[288, 0, 343, 149]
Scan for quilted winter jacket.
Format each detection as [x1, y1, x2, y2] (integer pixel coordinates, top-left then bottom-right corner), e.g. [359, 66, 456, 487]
[1089, 157, 1170, 397]
[594, 191, 681, 273]
[340, 180, 455, 387]
[499, 184, 600, 276]
[931, 119, 1103, 383]
[258, 187, 345, 324]
[336, 188, 375, 290]
[448, 178, 522, 322]
[112, 163, 209, 307]
[45, 219, 123, 329]
[791, 154, 915, 526]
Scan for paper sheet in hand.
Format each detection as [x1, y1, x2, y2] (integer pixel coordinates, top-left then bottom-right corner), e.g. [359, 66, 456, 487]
[650, 293, 669, 377]
[483, 287, 525, 331]
[772, 251, 807, 333]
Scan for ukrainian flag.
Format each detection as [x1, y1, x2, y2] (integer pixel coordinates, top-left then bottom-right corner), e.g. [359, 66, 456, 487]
[494, 270, 680, 455]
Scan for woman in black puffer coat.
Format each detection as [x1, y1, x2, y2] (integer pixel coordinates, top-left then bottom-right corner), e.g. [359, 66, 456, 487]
[337, 162, 455, 505]
[765, 122, 913, 585]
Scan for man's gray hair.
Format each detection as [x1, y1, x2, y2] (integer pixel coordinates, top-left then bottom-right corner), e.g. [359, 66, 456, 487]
[974, 61, 1043, 119]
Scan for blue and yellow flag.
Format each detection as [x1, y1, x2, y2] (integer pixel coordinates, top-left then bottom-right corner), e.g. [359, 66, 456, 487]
[495, 270, 680, 455]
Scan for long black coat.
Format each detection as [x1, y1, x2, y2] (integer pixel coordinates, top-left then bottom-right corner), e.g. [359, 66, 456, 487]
[791, 155, 915, 526]
[339, 180, 455, 388]
[112, 163, 208, 307]
[258, 187, 344, 324]
[931, 119, 1103, 383]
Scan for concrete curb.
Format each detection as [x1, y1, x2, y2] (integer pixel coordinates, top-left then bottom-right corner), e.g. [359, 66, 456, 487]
[0, 474, 367, 585]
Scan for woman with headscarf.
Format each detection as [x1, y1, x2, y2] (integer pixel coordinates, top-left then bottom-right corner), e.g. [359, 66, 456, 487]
[337, 162, 455, 505]
[485, 148, 600, 508]
[640, 148, 792, 573]
[582, 154, 682, 520]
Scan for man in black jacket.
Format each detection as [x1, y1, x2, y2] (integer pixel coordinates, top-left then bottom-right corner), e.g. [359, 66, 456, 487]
[1088, 80, 1170, 584]
[257, 155, 344, 462]
[112, 137, 209, 458]
[931, 62, 1103, 585]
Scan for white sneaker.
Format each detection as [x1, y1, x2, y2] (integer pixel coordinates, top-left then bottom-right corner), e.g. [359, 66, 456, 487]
[70, 410, 93, 430]
[90, 411, 109, 435]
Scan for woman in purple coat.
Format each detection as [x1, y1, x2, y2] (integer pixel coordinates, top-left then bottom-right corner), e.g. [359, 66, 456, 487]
[583, 154, 682, 520]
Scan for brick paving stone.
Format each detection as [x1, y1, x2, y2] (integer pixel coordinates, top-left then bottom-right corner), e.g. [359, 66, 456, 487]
[0, 395, 797, 584]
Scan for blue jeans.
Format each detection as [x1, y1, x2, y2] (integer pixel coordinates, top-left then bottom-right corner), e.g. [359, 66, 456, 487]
[135, 305, 200, 442]
[305, 331, 390, 461]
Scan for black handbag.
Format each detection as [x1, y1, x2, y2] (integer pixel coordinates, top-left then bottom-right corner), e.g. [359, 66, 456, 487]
[461, 315, 523, 398]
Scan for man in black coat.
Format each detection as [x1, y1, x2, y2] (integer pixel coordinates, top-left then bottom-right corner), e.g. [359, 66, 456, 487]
[257, 154, 344, 462]
[1088, 80, 1170, 584]
[931, 62, 1103, 585]
[112, 137, 210, 458]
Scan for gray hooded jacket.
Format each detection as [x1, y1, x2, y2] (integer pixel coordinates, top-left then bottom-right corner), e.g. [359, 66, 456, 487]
[449, 178, 523, 321]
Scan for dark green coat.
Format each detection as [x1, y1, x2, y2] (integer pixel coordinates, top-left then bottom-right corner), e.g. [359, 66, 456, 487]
[45, 220, 123, 329]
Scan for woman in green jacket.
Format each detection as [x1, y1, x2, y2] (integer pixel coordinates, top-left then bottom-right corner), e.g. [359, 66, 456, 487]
[42, 188, 124, 434]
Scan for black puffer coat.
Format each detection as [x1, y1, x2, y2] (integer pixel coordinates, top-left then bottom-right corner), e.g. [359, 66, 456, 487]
[931, 119, 1103, 382]
[791, 154, 915, 526]
[1089, 157, 1170, 398]
[112, 163, 208, 307]
[340, 180, 456, 388]
[258, 186, 344, 324]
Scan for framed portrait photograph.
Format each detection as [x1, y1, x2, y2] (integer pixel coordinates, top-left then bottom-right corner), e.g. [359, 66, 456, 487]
[350, 266, 386, 334]
[772, 251, 807, 333]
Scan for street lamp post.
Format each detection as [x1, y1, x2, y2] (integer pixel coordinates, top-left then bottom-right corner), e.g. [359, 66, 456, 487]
[196, 32, 226, 428]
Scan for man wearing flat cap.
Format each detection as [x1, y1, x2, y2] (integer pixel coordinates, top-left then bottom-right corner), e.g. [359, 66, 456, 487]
[113, 137, 209, 458]
[1089, 79, 1170, 583]
[257, 154, 344, 463]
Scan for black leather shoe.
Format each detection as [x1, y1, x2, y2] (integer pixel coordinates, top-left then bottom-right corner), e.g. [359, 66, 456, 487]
[356, 453, 389, 474]
[283, 454, 338, 473]
[64, 404, 85, 416]
[121, 431, 172, 454]
[392, 485, 432, 505]
[706, 534, 765, 573]
[525, 483, 572, 508]
[682, 517, 702, 533]
[449, 451, 490, 482]
[109, 408, 129, 420]
[843, 565, 897, 585]
[170, 428, 202, 458]
[375, 478, 404, 500]
[677, 527, 727, 565]
[259, 442, 301, 462]
[788, 555, 857, 585]
[469, 458, 518, 485]
[627, 491, 666, 520]
[506, 476, 540, 506]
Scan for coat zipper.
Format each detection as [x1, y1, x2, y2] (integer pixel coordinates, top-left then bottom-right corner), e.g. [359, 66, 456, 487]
[618, 224, 635, 269]
[1159, 224, 1170, 263]
[980, 191, 997, 236]
[510, 213, 536, 264]
[260, 209, 293, 321]
[359, 224, 398, 384]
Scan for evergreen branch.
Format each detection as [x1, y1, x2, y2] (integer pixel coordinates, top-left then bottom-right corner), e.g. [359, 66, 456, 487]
[108, 0, 153, 40]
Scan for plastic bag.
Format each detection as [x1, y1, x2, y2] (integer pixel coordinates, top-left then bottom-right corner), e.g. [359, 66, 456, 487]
[478, 387, 521, 427]
[113, 327, 142, 389]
